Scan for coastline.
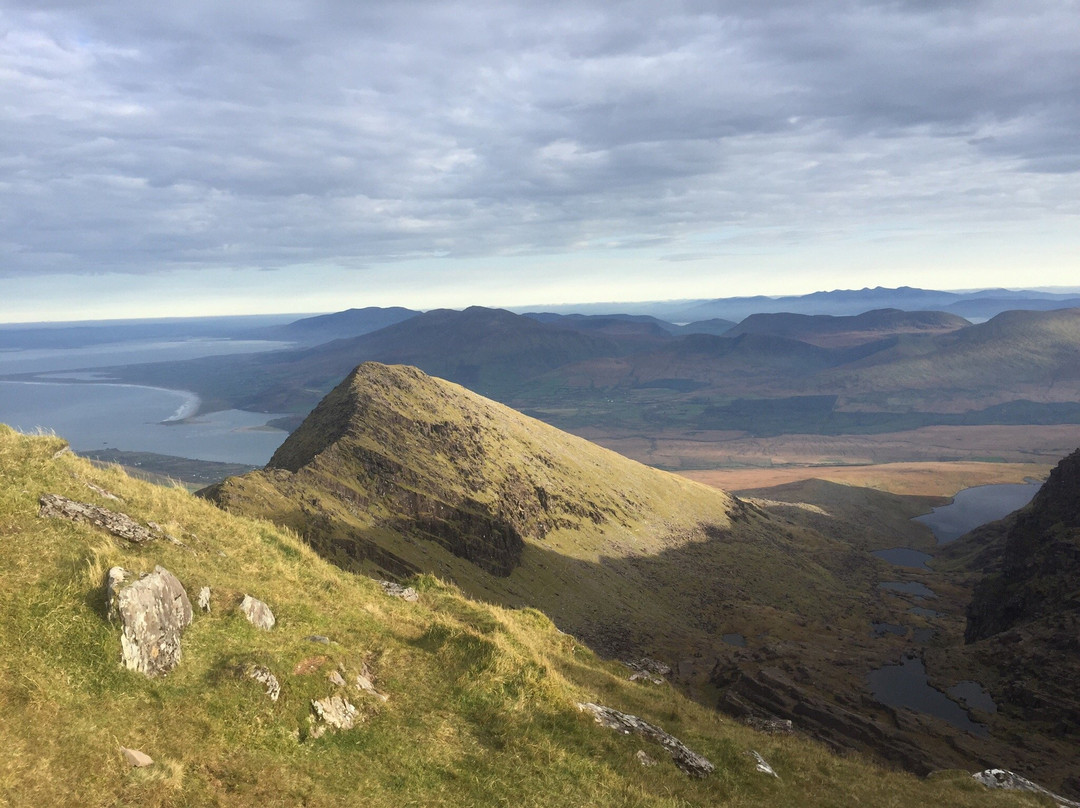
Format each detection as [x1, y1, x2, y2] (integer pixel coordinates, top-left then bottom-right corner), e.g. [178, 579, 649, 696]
[0, 378, 201, 424]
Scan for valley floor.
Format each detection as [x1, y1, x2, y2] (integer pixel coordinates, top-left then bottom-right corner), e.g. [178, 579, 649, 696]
[681, 460, 1050, 498]
[573, 423, 1080, 482]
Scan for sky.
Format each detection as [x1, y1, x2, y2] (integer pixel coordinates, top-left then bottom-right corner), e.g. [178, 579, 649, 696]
[2, 0, 1079, 322]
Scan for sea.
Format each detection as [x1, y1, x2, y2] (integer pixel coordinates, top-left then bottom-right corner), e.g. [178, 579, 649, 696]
[0, 337, 293, 465]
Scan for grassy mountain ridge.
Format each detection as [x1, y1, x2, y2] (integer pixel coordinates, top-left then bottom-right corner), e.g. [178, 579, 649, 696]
[199, 362, 900, 664]
[202, 362, 866, 648]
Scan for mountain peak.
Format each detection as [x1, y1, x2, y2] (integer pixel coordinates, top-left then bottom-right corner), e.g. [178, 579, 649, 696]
[207, 362, 738, 580]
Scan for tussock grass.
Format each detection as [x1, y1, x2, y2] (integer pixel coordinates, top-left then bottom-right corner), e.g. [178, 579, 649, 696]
[0, 425, 1045, 807]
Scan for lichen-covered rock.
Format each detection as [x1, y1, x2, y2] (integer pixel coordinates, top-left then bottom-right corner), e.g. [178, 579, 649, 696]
[197, 586, 211, 612]
[635, 750, 658, 767]
[311, 695, 358, 737]
[39, 493, 160, 543]
[379, 580, 418, 602]
[624, 657, 671, 684]
[247, 665, 281, 702]
[972, 769, 1080, 807]
[744, 716, 794, 735]
[355, 668, 389, 702]
[328, 670, 347, 687]
[577, 702, 714, 778]
[107, 566, 192, 677]
[240, 594, 275, 630]
[105, 567, 130, 621]
[751, 750, 778, 778]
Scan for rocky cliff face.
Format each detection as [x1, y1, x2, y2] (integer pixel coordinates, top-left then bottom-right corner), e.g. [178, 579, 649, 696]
[963, 448, 1080, 755]
[966, 448, 1080, 642]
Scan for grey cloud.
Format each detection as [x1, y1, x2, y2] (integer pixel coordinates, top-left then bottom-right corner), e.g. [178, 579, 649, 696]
[0, 0, 1077, 278]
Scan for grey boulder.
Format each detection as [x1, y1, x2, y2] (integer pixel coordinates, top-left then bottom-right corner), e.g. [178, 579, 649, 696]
[240, 595, 275, 630]
[106, 566, 192, 677]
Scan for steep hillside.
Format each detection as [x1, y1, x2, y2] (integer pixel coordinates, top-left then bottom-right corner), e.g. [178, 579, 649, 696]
[0, 426, 1047, 807]
[547, 333, 838, 395]
[960, 450, 1080, 742]
[725, 309, 970, 348]
[966, 447, 1080, 640]
[201, 361, 869, 655]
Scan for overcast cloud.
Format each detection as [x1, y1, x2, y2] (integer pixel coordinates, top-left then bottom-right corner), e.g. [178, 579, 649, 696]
[1, 0, 1079, 317]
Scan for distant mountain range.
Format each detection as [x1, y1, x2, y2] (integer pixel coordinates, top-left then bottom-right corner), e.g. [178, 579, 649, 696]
[724, 309, 970, 348]
[105, 303, 1080, 441]
[247, 306, 421, 345]
[517, 286, 1080, 322]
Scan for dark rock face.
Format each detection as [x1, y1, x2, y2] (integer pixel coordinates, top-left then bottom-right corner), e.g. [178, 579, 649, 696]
[962, 448, 1080, 764]
[711, 664, 935, 775]
[966, 448, 1080, 642]
[106, 566, 193, 677]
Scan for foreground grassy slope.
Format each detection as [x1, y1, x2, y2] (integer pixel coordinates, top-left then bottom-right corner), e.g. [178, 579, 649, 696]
[0, 425, 1040, 807]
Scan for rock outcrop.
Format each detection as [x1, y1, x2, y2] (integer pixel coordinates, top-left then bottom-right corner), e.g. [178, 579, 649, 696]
[354, 664, 389, 702]
[635, 750, 657, 767]
[247, 665, 281, 702]
[310, 695, 358, 737]
[577, 702, 714, 778]
[40, 494, 161, 544]
[750, 750, 778, 778]
[106, 566, 193, 677]
[624, 657, 671, 684]
[973, 769, 1080, 808]
[379, 581, 418, 602]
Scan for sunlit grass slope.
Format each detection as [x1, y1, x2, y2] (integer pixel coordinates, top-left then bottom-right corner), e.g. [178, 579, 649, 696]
[0, 425, 1041, 807]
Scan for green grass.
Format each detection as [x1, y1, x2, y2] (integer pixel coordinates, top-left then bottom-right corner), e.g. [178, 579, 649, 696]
[0, 425, 1049, 807]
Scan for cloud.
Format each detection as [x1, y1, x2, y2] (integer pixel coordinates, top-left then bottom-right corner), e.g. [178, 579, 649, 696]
[0, 0, 1077, 283]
